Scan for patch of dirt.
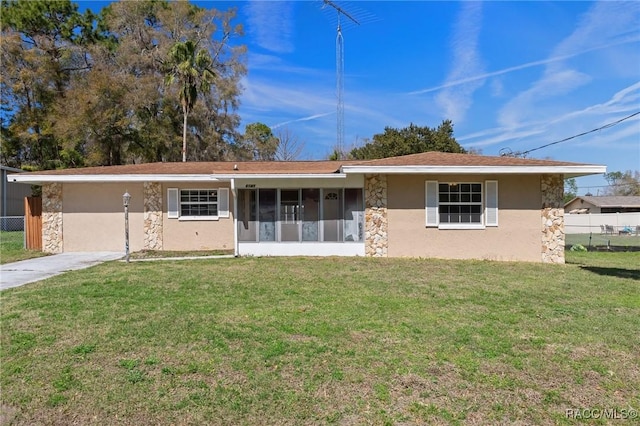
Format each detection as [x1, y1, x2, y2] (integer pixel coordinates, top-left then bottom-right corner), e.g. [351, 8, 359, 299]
[0, 404, 19, 426]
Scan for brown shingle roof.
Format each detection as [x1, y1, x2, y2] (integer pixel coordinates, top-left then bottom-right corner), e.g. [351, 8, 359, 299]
[351, 151, 593, 167]
[17, 160, 349, 175]
[12, 151, 598, 176]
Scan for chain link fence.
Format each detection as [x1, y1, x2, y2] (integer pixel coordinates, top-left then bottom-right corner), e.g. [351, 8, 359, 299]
[1, 216, 24, 232]
[565, 226, 640, 252]
[0, 216, 26, 250]
[565, 213, 640, 251]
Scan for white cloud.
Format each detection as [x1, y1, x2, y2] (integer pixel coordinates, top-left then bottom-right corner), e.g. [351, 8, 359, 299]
[498, 69, 592, 128]
[407, 36, 639, 96]
[459, 83, 640, 154]
[245, 1, 295, 54]
[497, 1, 640, 128]
[435, 2, 485, 123]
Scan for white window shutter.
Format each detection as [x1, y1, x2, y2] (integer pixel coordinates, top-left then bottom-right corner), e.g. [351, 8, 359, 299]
[218, 188, 230, 218]
[167, 188, 179, 219]
[425, 181, 439, 227]
[485, 180, 498, 227]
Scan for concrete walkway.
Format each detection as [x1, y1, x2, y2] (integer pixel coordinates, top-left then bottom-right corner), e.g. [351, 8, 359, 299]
[0, 252, 123, 291]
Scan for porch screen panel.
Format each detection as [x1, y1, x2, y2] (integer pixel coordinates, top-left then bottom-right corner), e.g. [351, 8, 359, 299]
[258, 189, 276, 241]
[238, 189, 257, 242]
[323, 189, 342, 242]
[344, 188, 364, 242]
[302, 189, 319, 241]
[280, 189, 300, 242]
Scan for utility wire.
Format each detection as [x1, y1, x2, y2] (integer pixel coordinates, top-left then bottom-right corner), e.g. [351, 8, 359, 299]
[501, 111, 640, 157]
[571, 182, 638, 189]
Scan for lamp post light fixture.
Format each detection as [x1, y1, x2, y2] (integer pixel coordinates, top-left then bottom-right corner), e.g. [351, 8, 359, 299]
[123, 191, 131, 263]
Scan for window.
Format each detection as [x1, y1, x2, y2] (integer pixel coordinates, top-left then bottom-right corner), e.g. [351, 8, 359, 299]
[236, 188, 363, 243]
[180, 189, 218, 217]
[439, 183, 482, 224]
[167, 187, 229, 220]
[426, 181, 498, 228]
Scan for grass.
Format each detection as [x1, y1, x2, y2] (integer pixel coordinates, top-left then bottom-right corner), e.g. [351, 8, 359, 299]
[0, 231, 48, 264]
[566, 233, 640, 249]
[1, 252, 639, 425]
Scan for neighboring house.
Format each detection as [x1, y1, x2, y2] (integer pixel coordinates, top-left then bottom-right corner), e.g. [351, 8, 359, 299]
[1, 165, 32, 230]
[8, 152, 605, 263]
[565, 196, 640, 214]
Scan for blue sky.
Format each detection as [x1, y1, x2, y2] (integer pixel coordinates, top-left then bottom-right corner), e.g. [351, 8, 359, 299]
[88, 1, 640, 194]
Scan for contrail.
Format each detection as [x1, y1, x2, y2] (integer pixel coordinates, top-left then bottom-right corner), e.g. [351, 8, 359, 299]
[271, 112, 334, 129]
[408, 37, 640, 95]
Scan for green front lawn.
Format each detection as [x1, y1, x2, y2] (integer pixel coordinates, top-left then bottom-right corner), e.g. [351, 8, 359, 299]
[1, 253, 639, 424]
[0, 231, 48, 264]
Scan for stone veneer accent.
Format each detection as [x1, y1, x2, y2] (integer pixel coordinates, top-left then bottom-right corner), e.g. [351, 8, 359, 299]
[541, 174, 564, 264]
[42, 182, 63, 254]
[364, 174, 388, 257]
[143, 182, 163, 250]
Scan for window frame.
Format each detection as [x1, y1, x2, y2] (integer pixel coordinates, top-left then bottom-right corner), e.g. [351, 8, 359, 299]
[437, 182, 484, 229]
[167, 187, 230, 221]
[425, 180, 498, 230]
[179, 188, 219, 221]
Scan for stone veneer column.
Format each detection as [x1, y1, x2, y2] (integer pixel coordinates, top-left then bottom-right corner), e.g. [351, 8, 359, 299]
[143, 182, 163, 250]
[42, 183, 63, 253]
[541, 174, 564, 264]
[364, 174, 388, 257]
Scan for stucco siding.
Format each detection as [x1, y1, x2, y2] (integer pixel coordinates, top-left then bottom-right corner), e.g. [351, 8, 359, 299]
[62, 183, 144, 252]
[161, 183, 234, 251]
[386, 174, 542, 261]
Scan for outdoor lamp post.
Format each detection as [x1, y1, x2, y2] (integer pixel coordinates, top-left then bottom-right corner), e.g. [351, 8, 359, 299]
[123, 191, 131, 263]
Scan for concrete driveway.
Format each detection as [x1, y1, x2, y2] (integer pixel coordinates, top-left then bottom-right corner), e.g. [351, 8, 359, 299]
[1, 252, 123, 291]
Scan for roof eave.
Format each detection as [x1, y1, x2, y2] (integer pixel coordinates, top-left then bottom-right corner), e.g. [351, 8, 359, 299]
[8, 173, 348, 184]
[340, 165, 607, 177]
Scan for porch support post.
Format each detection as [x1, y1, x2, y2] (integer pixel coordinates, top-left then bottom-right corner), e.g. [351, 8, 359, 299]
[365, 174, 388, 257]
[42, 182, 63, 254]
[231, 179, 238, 257]
[541, 174, 565, 264]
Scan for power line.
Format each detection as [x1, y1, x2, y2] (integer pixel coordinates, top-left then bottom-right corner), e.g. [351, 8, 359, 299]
[501, 111, 640, 157]
[572, 182, 637, 189]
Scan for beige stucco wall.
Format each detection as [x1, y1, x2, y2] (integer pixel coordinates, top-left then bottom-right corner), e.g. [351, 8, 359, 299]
[161, 183, 234, 251]
[62, 183, 145, 252]
[386, 174, 542, 262]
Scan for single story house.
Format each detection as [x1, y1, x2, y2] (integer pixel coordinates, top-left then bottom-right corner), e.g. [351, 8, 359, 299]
[8, 152, 605, 263]
[565, 195, 640, 214]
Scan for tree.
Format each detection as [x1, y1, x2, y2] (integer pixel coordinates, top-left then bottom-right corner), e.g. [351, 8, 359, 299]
[274, 127, 305, 161]
[564, 178, 578, 203]
[237, 122, 279, 161]
[165, 39, 215, 162]
[2, 0, 246, 168]
[0, 0, 99, 169]
[348, 120, 465, 160]
[603, 170, 640, 196]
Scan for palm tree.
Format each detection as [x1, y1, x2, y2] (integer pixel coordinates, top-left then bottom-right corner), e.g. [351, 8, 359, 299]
[165, 40, 215, 162]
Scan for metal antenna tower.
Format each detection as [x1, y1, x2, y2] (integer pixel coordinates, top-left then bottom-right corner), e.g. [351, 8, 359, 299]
[323, 0, 359, 154]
